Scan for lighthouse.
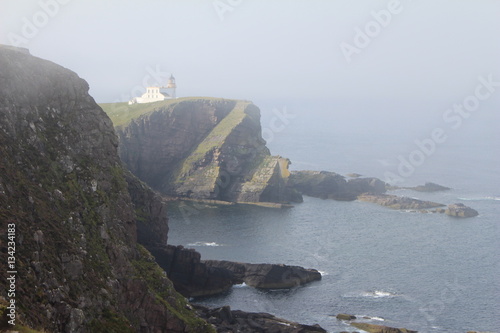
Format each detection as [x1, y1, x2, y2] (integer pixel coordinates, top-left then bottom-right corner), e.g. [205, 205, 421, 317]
[128, 74, 177, 104]
[165, 74, 176, 99]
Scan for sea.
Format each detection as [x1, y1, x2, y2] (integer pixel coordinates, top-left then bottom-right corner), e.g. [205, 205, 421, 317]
[166, 100, 499, 333]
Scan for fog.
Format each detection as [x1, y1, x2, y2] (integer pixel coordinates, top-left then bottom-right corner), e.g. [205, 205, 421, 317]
[1, 0, 499, 141]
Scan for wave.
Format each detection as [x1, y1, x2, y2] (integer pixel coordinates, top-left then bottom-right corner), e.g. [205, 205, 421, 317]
[233, 282, 248, 288]
[458, 196, 500, 201]
[356, 315, 385, 322]
[361, 290, 399, 298]
[186, 241, 224, 247]
[318, 270, 329, 276]
[343, 290, 400, 299]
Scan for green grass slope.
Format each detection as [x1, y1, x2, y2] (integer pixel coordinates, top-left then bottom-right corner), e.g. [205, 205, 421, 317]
[100, 97, 234, 128]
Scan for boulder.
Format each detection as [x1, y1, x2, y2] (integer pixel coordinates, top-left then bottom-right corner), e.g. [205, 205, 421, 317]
[336, 313, 357, 320]
[445, 203, 479, 218]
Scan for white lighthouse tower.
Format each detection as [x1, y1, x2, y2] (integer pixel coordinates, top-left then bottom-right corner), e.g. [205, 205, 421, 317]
[165, 74, 176, 99]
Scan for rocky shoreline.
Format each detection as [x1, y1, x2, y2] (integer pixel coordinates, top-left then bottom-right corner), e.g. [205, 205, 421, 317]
[194, 305, 327, 333]
[336, 314, 417, 333]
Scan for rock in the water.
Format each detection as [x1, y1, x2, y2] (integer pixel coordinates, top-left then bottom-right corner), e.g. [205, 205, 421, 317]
[389, 182, 451, 192]
[358, 193, 444, 210]
[351, 322, 417, 333]
[194, 304, 327, 333]
[289, 170, 351, 199]
[346, 173, 363, 178]
[336, 313, 357, 320]
[289, 170, 386, 201]
[203, 260, 322, 289]
[411, 182, 451, 192]
[445, 203, 479, 218]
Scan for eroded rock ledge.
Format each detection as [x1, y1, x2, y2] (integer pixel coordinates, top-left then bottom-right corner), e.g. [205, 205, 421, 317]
[146, 246, 321, 297]
[388, 182, 451, 192]
[357, 193, 444, 210]
[288, 170, 386, 200]
[203, 260, 322, 289]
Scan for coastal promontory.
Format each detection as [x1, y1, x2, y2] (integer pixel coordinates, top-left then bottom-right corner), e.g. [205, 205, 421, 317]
[101, 98, 301, 204]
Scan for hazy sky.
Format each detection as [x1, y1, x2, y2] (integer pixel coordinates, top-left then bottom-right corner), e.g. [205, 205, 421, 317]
[1, 0, 499, 106]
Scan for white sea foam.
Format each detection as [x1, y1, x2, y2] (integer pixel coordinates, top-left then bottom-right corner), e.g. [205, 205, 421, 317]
[186, 241, 223, 247]
[233, 282, 248, 288]
[318, 270, 328, 276]
[356, 315, 385, 321]
[342, 290, 400, 299]
[458, 196, 500, 201]
[357, 290, 399, 298]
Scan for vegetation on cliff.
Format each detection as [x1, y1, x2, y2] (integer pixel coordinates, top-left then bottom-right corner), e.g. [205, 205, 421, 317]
[0, 45, 212, 332]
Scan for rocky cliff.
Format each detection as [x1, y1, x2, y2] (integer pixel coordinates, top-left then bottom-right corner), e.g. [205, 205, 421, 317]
[101, 98, 301, 204]
[0, 45, 212, 332]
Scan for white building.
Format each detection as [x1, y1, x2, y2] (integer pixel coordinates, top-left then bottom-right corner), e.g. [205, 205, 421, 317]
[129, 74, 177, 104]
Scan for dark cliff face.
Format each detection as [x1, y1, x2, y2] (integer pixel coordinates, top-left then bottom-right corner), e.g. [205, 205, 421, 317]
[109, 98, 301, 204]
[0, 46, 212, 332]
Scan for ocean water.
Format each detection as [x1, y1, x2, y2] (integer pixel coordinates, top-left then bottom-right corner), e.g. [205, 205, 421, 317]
[166, 102, 499, 332]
